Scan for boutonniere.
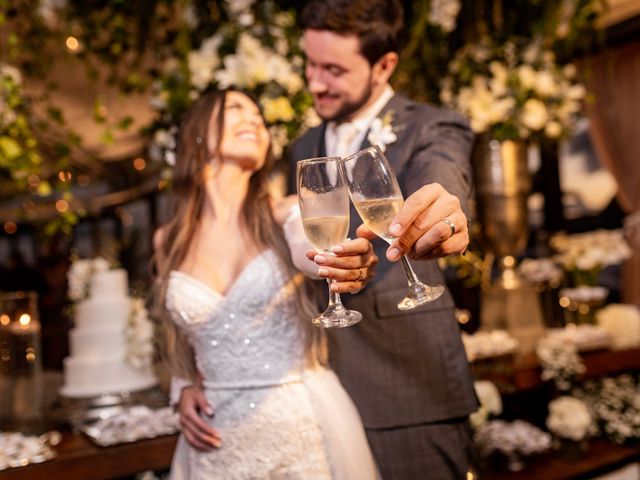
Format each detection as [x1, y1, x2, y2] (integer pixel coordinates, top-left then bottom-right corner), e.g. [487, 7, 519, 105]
[367, 110, 397, 152]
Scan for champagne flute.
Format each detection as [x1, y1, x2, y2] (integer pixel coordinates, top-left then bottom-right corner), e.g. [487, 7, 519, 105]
[297, 156, 363, 328]
[340, 145, 444, 310]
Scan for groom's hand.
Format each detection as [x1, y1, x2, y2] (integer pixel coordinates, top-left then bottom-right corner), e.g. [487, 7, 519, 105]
[305, 238, 378, 293]
[178, 385, 222, 451]
[363, 183, 469, 261]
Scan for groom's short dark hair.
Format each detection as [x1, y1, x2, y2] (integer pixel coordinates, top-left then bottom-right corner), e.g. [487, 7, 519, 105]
[299, 0, 405, 66]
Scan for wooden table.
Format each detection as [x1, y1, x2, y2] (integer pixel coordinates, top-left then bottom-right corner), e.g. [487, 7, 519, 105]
[0, 432, 178, 480]
[472, 347, 640, 393]
[484, 439, 640, 480]
[473, 347, 640, 479]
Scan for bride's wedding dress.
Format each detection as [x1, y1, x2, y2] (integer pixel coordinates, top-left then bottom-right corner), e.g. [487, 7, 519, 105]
[166, 249, 378, 479]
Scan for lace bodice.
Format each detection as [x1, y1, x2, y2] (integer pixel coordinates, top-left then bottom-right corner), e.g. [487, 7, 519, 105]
[165, 250, 333, 479]
[166, 250, 311, 389]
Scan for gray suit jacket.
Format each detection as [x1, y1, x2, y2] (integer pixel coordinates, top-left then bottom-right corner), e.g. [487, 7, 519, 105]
[287, 94, 478, 429]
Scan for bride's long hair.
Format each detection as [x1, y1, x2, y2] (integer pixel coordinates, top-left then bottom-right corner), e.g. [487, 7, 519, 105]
[152, 88, 324, 380]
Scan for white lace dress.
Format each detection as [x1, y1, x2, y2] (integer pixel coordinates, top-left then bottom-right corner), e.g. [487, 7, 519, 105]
[166, 250, 378, 480]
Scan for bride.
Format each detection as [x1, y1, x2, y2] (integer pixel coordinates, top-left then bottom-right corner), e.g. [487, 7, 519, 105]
[152, 88, 379, 479]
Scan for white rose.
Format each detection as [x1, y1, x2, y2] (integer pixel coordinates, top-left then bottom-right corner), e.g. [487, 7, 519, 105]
[596, 304, 640, 350]
[534, 70, 560, 97]
[225, 0, 255, 16]
[302, 107, 322, 130]
[567, 84, 587, 100]
[476, 380, 503, 415]
[563, 64, 577, 79]
[521, 99, 548, 131]
[517, 65, 537, 90]
[545, 121, 563, 138]
[546, 396, 592, 441]
[187, 52, 217, 91]
[522, 43, 541, 64]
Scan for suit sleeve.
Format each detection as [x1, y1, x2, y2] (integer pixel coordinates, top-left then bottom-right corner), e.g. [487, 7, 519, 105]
[403, 109, 475, 221]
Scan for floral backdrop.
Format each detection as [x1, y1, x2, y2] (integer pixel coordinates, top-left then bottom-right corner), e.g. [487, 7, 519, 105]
[0, 0, 605, 234]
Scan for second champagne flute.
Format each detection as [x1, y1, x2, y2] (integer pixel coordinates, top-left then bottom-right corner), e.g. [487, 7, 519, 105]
[340, 145, 444, 310]
[297, 156, 363, 328]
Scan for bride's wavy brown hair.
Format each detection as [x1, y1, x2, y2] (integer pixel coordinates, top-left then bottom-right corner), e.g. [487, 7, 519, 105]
[152, 88, 325, 380]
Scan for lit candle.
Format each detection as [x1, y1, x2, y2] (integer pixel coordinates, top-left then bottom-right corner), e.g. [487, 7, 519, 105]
[7, 313, 41, 372]
[8, 314, 41, 334]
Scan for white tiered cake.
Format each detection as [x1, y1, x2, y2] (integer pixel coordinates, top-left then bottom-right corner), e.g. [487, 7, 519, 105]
[60, 269, 156, 398]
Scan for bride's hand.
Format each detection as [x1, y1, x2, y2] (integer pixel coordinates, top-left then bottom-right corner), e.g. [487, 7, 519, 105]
[305, 238, 378, 293]
[178, 385, 222, 451]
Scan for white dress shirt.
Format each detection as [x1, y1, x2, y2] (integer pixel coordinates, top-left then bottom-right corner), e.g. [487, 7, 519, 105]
[325, 85, 395, 158]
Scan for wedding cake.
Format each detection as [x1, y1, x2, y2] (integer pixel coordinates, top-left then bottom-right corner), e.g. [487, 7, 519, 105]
[60, 268, 156, 398]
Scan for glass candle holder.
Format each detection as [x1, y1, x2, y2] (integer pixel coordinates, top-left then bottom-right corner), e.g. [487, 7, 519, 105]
[558, 286, 609, 326]
[0, 291, 43, 431]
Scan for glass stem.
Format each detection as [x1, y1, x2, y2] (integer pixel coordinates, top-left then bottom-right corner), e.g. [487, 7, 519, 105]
[327, 279, 343, 307]
[400, 255, 420, 286]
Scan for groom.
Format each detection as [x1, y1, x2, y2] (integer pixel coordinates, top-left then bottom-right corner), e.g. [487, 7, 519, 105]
[287, 0, 479, 478]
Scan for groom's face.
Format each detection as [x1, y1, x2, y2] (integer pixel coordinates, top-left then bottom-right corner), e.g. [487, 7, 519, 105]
[302, 29, 375, 122]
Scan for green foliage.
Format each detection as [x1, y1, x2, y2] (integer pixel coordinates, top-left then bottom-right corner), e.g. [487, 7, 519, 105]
[0, 0, 608, 236]
[396, 0, 604, 103]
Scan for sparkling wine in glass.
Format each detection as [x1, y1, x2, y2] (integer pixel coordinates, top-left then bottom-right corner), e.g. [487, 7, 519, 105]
[341, 145, 444, 310]
[297, 156, 363, 328]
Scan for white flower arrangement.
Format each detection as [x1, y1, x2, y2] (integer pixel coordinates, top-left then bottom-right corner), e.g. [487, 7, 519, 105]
[474, 419, 552, 458]
[66, 256, 110, 302]
[518, 257, 564, 286]
[559, 286, 609, 304]
[440, 38, 586, 141]
[148, 1, 312, 167]
[544, 324, 611, 353]
[470, 380, 503, 429]
[550, 229, 632, 284]
[367, 111, 397, 152]
[574, 374, 640, 444]
[427, 0, 462, 33]
[126, 298, 155, 369]
[596, 304, 640, 350]
[546, 396, 594, 441]
[536, 335, 586, 391]
[462, 329, 519, 362]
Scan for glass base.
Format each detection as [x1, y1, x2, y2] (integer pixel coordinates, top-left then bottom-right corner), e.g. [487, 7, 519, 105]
[312, 304, 362, 328]
[397, 283, 444, 310]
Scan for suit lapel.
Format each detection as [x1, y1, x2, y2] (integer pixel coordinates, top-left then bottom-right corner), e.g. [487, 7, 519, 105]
[361, 94, 415, 176]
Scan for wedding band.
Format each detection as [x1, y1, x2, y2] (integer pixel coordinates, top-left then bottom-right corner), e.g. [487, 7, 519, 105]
[443, 218, 456, 238]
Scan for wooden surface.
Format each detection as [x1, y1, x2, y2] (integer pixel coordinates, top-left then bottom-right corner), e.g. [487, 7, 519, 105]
[0, 432, 178, 480]
[472, 347, 640, 393]
[483, 439, 640, 480]
[474, 347, 640, 479]
[1, 348, 638, 479]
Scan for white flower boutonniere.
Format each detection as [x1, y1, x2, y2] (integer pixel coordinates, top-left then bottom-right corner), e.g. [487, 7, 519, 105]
[367, 111, 397, 152]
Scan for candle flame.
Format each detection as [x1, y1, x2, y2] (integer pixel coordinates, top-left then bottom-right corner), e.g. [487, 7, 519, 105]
[0, 314, 9, 326]
[19, 314, 31, 327]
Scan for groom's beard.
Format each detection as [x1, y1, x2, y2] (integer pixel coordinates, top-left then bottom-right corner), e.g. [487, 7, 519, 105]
[317, 76, 373, 123]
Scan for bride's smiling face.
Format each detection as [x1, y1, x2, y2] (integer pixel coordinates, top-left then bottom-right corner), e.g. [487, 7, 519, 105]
[215, 91, 270, 171]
